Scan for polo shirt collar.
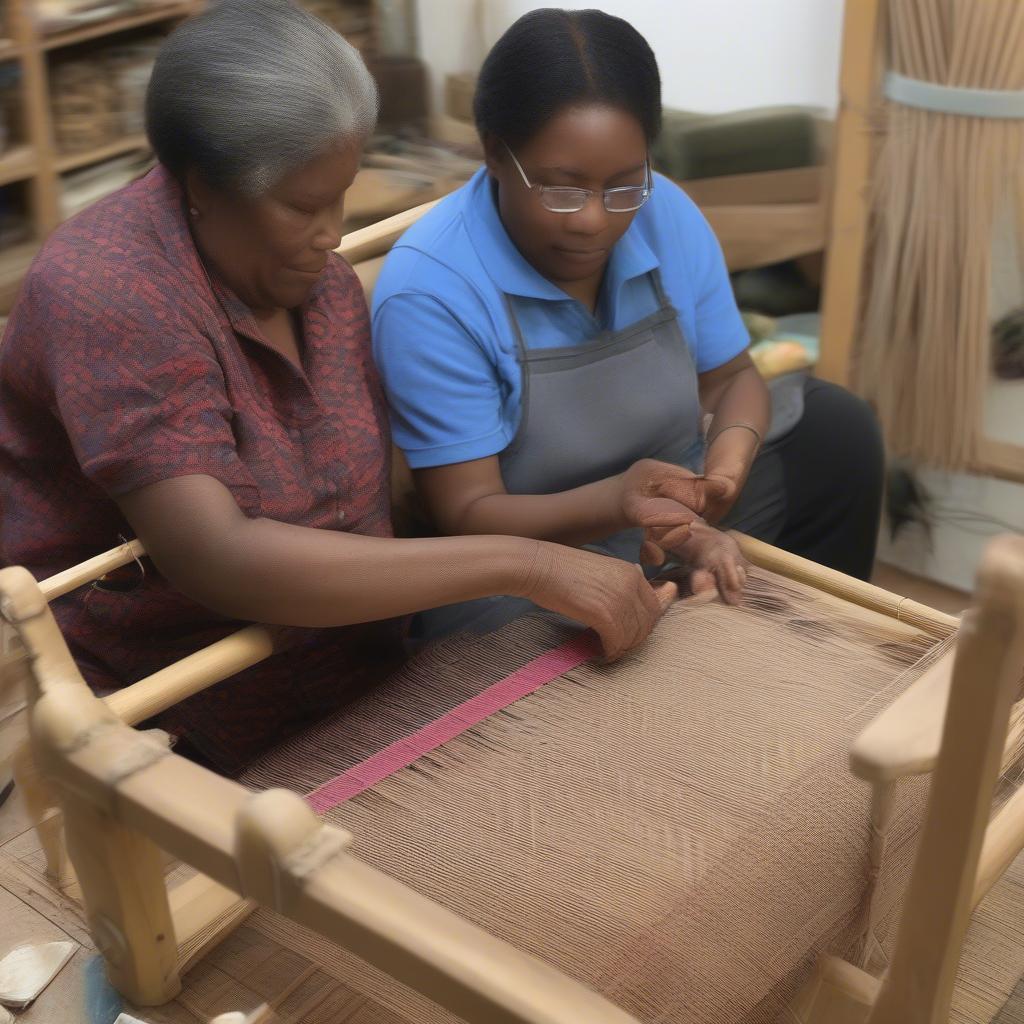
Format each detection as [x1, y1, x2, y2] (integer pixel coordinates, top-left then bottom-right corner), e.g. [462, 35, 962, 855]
[462, 165, 661, 304]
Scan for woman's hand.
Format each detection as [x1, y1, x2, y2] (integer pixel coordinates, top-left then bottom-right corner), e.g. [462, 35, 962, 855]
[618, 458, 704, 547]
[616, 459, 733, 564]
[654, 522, 748, 605]
[516, 540, 678, 661]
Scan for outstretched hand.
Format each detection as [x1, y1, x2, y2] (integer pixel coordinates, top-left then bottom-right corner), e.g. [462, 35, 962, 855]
[649, 522, 748, 605]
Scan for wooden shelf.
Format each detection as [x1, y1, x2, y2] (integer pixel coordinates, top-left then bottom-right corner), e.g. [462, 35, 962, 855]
[0, 240, 38, 312]
[57, 133, 150, 173]
[41, 1, 201, 52]
[0, 0, 212, 312]
[0, 146, 38, 187]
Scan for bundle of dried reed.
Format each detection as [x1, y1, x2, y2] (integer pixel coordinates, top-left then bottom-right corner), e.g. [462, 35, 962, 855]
[854, 0, 1024, 470]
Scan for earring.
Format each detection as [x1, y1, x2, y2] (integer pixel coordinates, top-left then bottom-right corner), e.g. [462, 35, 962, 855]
[189, 207, 200, 218]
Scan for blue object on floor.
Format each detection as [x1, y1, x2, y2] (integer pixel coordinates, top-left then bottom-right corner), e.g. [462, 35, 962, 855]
[84, 955, 122, 1024]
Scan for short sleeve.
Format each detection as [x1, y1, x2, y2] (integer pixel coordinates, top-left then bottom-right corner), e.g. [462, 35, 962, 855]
[664, 187, 749, 374]
[372, 291, 509, 468]
[22, 262, 252, 498]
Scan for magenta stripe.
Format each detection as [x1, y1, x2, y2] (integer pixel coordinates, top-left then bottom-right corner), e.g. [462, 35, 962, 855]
[306, 634, 595, 814]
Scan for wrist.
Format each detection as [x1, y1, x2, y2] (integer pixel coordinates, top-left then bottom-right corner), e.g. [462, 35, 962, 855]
[703, 453, 748, 487]
[704, 437, 757, 485]
[504, 538, 552, 600]
[605, 473, 633, 532]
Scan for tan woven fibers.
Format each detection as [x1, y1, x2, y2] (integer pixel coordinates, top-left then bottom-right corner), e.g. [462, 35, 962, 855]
[242, 569, 956, 1024]
[853, 0, 1024, 470]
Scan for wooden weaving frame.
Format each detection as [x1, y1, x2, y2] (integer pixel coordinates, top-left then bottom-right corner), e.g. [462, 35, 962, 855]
[2, 200, 1022, 1023]
[6, 531, 1024, 1024]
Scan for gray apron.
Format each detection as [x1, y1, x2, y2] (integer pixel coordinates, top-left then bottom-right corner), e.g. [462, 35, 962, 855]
[410, 268, 705, 642]
[500, 267, 705, 562]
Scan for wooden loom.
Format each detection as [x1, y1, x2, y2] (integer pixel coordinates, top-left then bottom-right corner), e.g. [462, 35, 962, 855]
[0, 201, 1022, 1024]
[5, 528, 1024, 1023]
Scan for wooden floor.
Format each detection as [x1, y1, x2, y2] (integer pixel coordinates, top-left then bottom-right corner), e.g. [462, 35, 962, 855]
[0, 561, 1012, 1024]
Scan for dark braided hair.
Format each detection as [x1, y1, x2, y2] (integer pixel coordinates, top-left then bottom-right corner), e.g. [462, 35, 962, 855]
[473, 9, 662, 149]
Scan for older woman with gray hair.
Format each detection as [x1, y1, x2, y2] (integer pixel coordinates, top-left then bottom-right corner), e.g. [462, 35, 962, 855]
[0, 0, 683, 773]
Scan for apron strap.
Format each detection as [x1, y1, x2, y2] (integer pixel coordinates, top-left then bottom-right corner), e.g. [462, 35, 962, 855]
[502, 294, 532, 363]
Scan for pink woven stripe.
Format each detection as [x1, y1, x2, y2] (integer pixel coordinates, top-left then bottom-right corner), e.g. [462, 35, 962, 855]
[306, 634, 594, 814]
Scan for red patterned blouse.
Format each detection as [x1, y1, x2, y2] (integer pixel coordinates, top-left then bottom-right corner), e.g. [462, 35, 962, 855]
[0, 164, 404, 773]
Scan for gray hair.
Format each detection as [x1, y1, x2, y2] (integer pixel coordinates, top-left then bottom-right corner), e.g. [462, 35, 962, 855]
[146, 0, 378, 196]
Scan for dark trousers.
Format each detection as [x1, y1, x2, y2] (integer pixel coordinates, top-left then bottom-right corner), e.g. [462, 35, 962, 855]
[722, 378, 885, 581]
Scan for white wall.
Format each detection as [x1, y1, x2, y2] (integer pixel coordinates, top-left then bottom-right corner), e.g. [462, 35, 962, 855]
[417, 0, 846, 118]
[877, 470, 1024, 594]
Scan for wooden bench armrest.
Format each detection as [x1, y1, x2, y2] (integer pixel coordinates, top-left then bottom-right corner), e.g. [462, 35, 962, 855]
[851, 650, 955, 783]
[852, 650, 1024, 784]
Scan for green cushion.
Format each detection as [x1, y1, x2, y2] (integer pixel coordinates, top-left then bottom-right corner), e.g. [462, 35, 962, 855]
[653, 106, 824, 180]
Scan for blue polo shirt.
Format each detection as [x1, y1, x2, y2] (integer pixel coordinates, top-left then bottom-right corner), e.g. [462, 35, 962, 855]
[371, 167, 747, 469]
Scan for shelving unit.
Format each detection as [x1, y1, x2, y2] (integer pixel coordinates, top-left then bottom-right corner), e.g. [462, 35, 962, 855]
[55, 130, 147, 172]
[0, 0, 205, 310]
[40, 2, 200, 49]
[0, 0, 382, 313]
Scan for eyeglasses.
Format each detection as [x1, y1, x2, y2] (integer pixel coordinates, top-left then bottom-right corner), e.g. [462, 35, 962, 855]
[504, 143, 653, 214]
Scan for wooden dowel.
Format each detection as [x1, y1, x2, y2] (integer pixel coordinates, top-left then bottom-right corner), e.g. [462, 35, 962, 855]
[851, 650, 954, 782]
[973, 783, 1024, 909]
[866, 537, 1024, 1024]
[337, 198, 440, 264]
[39, 538, 146, 601]
[104, 624, 276, 726]
[62, 795, 181, 1005]
[107, 755, 244, 885]
[735, 533, 959, 636]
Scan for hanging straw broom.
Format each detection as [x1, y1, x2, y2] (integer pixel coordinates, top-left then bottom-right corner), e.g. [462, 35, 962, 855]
[853, 0, 1024, 471]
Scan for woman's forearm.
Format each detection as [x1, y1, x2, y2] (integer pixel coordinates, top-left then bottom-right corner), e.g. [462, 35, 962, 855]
[120, 475, 541, 626]
[703, 365, 770, 483]
[204, 520, 544, 625]
[448, 475, 627, 547]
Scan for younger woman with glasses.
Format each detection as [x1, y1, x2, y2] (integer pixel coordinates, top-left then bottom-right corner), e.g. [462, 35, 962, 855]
[372, 8, 884, 639]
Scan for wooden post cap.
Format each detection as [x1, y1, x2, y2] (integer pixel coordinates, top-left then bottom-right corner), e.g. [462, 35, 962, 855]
[234, 789, 351, 912]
